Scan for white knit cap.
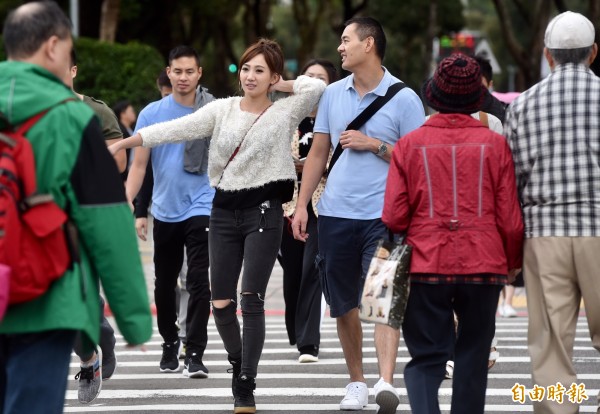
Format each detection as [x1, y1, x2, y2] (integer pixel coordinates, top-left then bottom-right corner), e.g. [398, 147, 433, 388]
[545, 11, 595, 49]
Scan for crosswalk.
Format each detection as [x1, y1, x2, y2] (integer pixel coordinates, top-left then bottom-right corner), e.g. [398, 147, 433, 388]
[64, 316, 600, 413]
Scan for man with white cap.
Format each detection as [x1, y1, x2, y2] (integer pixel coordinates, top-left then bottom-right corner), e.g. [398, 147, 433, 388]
[504, 11, 600, 414]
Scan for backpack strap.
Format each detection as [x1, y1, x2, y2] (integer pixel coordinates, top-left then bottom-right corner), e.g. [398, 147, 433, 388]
[14, 111, 49, 136]
[1, 98, 76, 140]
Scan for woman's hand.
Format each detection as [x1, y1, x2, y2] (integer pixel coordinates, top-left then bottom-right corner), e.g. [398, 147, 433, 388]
[269, 77, 294, 94]
[292, 155, 305, 173]
[108, 133, 144, 156]
[108, 140, 123, 156]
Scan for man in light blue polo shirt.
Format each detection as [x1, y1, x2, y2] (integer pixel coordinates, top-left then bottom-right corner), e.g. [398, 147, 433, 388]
[292, 16, 424, 414]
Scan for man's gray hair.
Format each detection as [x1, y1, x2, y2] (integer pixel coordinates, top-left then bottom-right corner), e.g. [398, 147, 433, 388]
[3, 1, 72, 59]
[548, 46, 594, 65]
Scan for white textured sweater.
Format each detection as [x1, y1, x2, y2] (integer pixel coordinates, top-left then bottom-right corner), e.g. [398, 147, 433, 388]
[139, 75, 326, 192]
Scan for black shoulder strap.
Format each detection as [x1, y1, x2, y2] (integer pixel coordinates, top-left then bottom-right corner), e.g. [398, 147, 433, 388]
[327, 82, 405, 176]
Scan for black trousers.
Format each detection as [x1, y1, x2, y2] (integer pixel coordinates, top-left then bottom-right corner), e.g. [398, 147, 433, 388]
[153, 215, 210, 355]
[279, 204, 322, 350]
[209, 202, 283, 378]
[402, 282, 501, 414]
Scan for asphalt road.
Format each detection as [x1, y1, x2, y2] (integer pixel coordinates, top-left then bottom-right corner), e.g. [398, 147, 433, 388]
[62, 218, 600, 413]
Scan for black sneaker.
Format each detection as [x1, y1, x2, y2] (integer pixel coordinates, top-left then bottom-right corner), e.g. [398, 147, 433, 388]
[183, 351, 209, 378]
[227, 356, 242, 392]
[159, 340, 181, 372]
[233, 375, 256, 414]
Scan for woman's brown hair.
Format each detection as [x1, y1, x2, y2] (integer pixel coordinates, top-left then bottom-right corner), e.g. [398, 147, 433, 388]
[238, 38, 284, 80]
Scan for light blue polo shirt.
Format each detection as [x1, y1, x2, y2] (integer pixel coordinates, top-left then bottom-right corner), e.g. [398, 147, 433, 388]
[135, 94, 214, 223]
[314, 68, 425, 219]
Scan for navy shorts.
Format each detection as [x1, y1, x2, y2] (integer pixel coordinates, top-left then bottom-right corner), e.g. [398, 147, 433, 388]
[317, 216, 387, 318]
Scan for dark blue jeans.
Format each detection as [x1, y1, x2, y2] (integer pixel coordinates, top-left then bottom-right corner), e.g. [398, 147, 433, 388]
[402, 283, 501, 414]
[209, 201, 283, 378]
[317, 216, 387, 318]
[0, 330, 76, 414]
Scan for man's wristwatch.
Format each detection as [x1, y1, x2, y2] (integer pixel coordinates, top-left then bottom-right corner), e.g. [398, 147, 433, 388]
[376, 140, 388, 157]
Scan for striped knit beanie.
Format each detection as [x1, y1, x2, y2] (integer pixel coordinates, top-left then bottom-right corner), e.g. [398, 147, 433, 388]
[422, 53, 486, 114]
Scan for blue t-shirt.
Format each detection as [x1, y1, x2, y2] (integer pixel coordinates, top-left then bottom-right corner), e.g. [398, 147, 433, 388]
[314, 68, 425, 220]
[134, 94, 214, 222]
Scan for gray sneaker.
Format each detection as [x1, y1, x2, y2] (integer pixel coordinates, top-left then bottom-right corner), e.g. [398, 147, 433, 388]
[75, 348, 103, 404]
[102, 350, 117, 380]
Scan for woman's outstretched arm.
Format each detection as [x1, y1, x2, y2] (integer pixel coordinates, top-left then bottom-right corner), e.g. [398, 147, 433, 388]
[108, 133, 142, 155]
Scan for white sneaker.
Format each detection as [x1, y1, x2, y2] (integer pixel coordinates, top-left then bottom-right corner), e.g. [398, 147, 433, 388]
[373, 378, 400, 414]
[445, 360, 454, 379]
[340, 381, 368, 410]
[298, 353, 319, 363]
[502, 304, 517, 318]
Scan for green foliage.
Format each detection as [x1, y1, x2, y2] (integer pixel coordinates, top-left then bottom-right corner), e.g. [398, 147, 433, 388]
[368, 0, 465, 90]
[0, 35, 165, 110]
[72, 38, 165, 110]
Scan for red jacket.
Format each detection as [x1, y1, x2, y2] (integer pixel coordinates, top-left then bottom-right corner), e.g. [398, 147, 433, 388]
[382, 114, 523, 276]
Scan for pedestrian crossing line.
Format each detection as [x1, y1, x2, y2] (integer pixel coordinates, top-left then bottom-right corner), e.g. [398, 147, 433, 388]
[64, 403, 600, 412]
[72, 314, 598, 413]
[69, 356, 537, 369]
[112, 325, 592, 337]
[114, 326, 595, 338]
[67, 386, 597, 399]
[107, 344, 598, 357]
[190, 320, 590, 328]
[500, 337, 594, 342]
[66, 373, 600, 381]
[113, 335, 595, 347]
[117, 319, 554, 329]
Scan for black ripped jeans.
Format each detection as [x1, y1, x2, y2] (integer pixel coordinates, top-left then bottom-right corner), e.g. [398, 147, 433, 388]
[209, 201, 283, 378]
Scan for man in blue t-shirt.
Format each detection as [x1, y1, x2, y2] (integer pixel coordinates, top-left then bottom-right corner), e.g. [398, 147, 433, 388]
[126, 45, 215, 378]
[292, 17, 424, 414]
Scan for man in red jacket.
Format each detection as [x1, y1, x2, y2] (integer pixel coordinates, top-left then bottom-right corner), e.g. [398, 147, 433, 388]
[382, 53, 523, 414]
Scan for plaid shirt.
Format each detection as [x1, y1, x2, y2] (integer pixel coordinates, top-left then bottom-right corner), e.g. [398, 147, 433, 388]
[505, 63, 600, 238]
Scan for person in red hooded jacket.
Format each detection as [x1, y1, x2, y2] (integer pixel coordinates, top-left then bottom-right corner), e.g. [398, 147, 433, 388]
[382, 53, 523, 414]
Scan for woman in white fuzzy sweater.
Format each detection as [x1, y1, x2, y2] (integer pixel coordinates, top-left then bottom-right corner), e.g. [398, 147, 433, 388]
[110, 39, 325, 414]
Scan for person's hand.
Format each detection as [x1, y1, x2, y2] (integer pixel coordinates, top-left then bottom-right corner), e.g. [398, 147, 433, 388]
[508, 268, 521, 284]
[108, 140, 123, 156]
[292, 206, 309, 242]
[126, 343, 148, 352]
[269, 76, 294, 94]
[109, 133, 143, 155]
[339, 130, 377, 152]
[135, 217, 148, 241]
[293, 158, 304, 173]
